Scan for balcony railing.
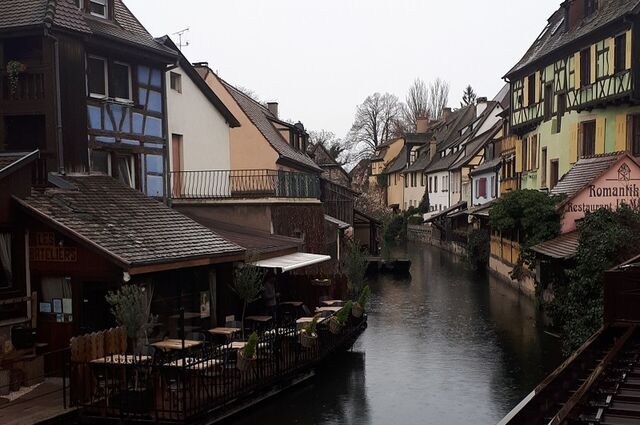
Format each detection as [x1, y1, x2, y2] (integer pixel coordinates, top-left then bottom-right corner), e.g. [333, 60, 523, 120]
[170, 169, 320, 200]
[0, 67, 46, 102]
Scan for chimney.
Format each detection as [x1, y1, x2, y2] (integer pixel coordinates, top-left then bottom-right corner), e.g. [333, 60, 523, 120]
[416, 116, 430, 134]
[476, 97, 488, 116]
[267, 102, 279, 118]
[442, 107, 452, 121]
[429, 138, 437, 160]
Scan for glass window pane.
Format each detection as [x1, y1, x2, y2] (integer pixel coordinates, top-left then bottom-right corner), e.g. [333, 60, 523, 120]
[116, 155, 135, 189]
[88, 57, 106, 96]
[89, 0, 106, 16]
[95, 136, 115, 144]
[90, 150, 110, 175]
[112, 63, 131, 100]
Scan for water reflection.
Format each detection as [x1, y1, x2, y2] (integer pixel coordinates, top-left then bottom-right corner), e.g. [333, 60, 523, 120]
[226, 243, 562, 425]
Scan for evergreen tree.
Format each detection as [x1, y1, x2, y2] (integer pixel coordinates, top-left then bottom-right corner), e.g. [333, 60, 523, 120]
[461, 85, 477, 107]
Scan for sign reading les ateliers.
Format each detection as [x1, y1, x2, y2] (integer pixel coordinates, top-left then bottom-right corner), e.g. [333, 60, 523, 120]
[562, 159, 640, 233]
[30, 232, 78, 263]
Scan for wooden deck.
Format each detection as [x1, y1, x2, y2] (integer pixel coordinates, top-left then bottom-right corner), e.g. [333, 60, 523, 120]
[0, 378, 75, 425]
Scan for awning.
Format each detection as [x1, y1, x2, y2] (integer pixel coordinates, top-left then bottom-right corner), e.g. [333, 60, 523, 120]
[531, 231, 579, 260]
[325, 215, 350, 230]
[252, 253, 332, 272]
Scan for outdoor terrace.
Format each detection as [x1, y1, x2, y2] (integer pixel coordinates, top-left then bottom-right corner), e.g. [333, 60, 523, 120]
[170, 169, 321, 201]
[71, 305, 366, 424]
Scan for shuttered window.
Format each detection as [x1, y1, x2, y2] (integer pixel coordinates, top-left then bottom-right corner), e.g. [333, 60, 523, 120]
[615, 34, 627, 74]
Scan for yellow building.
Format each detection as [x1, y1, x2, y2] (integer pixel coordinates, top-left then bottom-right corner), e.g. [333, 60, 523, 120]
[369, 138, 404, 188]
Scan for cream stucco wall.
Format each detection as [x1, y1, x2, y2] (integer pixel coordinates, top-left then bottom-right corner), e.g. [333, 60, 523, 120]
[167, 65, 232, 172]
[387, 172, 405, 208]
[404, 172, 427, 210]
[200, 71, 280, 171]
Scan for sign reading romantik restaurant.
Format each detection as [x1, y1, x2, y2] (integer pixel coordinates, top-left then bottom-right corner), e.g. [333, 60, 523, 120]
[561, 157, 640, 233]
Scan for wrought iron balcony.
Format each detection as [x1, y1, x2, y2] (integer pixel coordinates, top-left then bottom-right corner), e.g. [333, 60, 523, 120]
[170, 169, 321, 200]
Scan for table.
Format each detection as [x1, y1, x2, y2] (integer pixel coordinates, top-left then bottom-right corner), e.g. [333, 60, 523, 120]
[166, 358, 223, 370]
[315, 306, 342, 313]
[321, 300, 344, 307]
[91, 354, 150, 365]
[230, 341, 247, 350]
[168, 312, 202, 320]
[280, 301, 304, 307]
[208, 327, 241, 337]
[245, 316, 273, 323]
[151, 339, 203, 351]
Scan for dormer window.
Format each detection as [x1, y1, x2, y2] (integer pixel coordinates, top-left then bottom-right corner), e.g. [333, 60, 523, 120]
[74, 0, 84, 9]
[585, 0, 598, 18]
[90, 0, 108, 18]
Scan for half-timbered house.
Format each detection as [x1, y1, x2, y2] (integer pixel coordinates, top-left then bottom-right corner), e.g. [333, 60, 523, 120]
[505, 0, 640, 191]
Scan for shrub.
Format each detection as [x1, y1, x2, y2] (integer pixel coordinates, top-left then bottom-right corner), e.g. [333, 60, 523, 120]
[242, 332, 259, 359]
[357, 286, 371, 309]
[106, 285, 156, 354]
[302, 316, 319, 337]
[466, 229, 490, 270]
[335, 301, 353, 325]
[231, 260, 265, 337]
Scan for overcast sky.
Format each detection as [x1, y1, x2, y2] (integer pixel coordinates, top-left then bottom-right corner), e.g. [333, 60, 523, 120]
[127, 0, 559, 139]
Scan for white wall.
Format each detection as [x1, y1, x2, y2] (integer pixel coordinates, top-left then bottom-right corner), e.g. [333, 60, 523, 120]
[404, 172, 427, 210]
[471, 170, 499, 206]
[166, 65, 232, 172]
[425, 170, 450, 216]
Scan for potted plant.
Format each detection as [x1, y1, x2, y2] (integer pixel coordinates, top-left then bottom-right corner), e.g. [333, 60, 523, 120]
[342, 239, 368, 299]
[230, 259, 265, 338]
[106, 285, 156, 355]
[300, 316, 319, 349]
[6, 60, 26, 96]
[352, 286, 370, 318]
[237, 332, 258, 372]
[329, 301, 352, 335]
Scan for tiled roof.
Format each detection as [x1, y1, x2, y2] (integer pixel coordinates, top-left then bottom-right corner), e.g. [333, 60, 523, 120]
[451, 122, 502, 169]
[506, 0, 640, 77]
[16, 175, 244, 269]
[0, 0, 175, 57]
[385, 146, 408, 174]
[531, 231, 580, 259]
[470, 157, 502, 176]
[551, 152, 626, 200]
[0, 151, 39, 179]
[185, 217, 302, 257]
[222, 82, 322, 173]
[405, 147, 434, 173]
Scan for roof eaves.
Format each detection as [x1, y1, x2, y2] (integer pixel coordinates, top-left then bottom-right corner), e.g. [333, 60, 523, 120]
[0, 150, 40, 180]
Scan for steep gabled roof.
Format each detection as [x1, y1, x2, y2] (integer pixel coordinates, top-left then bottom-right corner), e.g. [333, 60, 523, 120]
[15, 175, 244, 270]
[450, 122, 503, 170]
[221, 81, 322, 173]
[0, 0, 176, 58]
[385, 146, 409, 174]
[160, 37, 240, 128]
[505, 0, 640, 78]
[551, 152, 630, 202]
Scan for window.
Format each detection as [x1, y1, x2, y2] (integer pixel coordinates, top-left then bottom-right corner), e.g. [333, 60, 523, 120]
[74, 0, 84, 9]
[90, 150, 111, 175]
[434, 176, 438, 192]
[544, 84, 554, 121]
[112, 62, 132, 101]
[88, 56, 107, 98]
[580, 48, 591, 87]
[421, 174, 425, 187]
[89, 0, 108, 18]
[550, 160, 559, 189]
[527, 73, 536, 106]
[116, 154, 136, 189]
[170, 72, 182, 93]
[490, 176, 496, 198]
[0, 233, 12, 289]
[530, 135, 538, 170]
[479, 178, 487, 198]
[557, 93, 567, 132]
[581, 120, 596, 157]
[522, 137, 529, 171]
[615, 33, 627, 74]
[541, 148, 548, 188]
[429, 177, 432, 193]
[584, 0, 598, 18]
[404, 175, 408, 188]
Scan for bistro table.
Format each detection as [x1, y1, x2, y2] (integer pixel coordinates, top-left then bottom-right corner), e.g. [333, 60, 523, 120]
[315, 306, 342, 313]
[208, 327, 241, 337]
[151, 339, 203, 351]
[245, 316, 273, 333]
[321, 300, 345, 307]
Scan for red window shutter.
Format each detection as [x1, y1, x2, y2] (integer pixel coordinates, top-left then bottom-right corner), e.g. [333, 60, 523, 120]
[479, 178, 487, 197]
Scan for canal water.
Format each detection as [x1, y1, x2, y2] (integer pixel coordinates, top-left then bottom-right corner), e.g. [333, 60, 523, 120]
[226, 243, 563, 425]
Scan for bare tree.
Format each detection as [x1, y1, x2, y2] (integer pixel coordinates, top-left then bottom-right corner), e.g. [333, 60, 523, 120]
[347, 93, 402, 159]
[428, 78, 450, 120]
[310, 130, 347, 164]
[402, 78, 431, 132]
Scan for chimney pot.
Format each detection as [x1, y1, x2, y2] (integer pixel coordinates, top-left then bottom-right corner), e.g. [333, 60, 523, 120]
[267, 102, 279, 118]
[442, 107, 452, 121]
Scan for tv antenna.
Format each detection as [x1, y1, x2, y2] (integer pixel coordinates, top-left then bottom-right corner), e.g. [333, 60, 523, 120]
[172, 27, 190, 50]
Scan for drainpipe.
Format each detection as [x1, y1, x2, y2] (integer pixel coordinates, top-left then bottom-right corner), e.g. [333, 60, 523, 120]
[44, 29, 65, 174]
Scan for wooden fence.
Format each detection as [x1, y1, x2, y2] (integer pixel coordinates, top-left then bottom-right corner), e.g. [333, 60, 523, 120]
[490, 234, 521, 266]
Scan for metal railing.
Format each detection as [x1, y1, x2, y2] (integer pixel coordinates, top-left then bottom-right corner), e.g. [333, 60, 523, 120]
[72, 317, 367, 423]
[170, 169, 321, 200]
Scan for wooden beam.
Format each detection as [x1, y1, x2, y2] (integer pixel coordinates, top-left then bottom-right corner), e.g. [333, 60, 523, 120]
[128, 253, 245, 275]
